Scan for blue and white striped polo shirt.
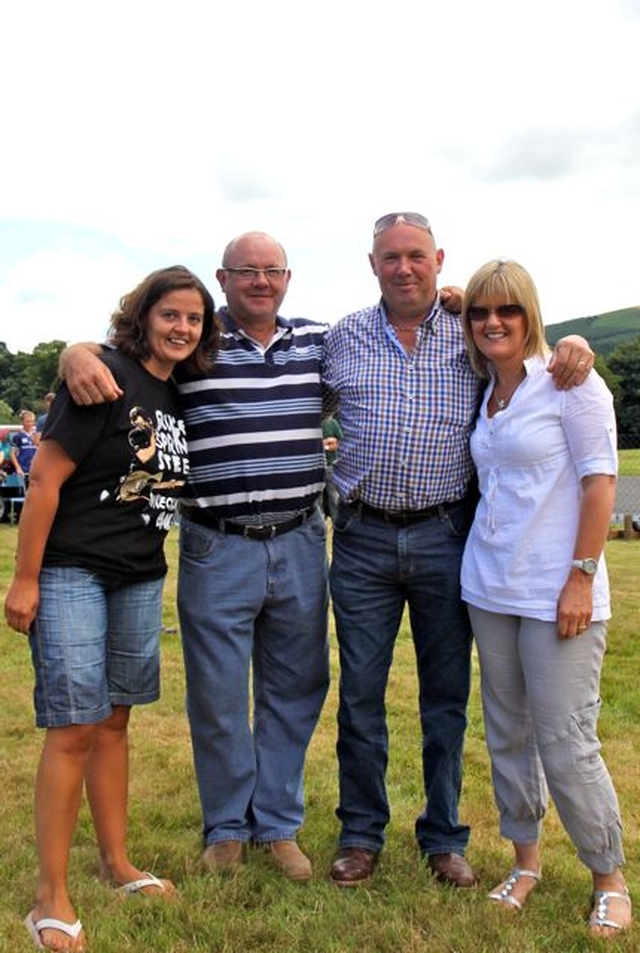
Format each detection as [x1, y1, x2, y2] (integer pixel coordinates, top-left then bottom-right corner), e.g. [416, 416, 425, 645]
[176, 308, 327, 523]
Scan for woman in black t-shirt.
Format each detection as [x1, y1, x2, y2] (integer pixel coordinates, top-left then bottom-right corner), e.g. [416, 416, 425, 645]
[4, 266, 217, 952]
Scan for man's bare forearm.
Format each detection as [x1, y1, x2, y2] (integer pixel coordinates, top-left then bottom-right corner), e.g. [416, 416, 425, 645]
[59, 342, 123, 405]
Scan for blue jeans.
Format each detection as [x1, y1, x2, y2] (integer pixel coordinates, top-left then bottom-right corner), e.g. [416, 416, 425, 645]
[178, 509, 330, 846]
[330, 499, 474, 856]
[32, 566, 163, 728]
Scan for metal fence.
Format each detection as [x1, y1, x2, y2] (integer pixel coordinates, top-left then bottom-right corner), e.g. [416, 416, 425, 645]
[613, 476, 639, 525]
[614, 433, 639, 532]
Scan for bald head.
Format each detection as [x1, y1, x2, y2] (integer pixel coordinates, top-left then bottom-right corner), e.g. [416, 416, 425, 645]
[221, 232, 288, 268]
[216, 231, 291, 336]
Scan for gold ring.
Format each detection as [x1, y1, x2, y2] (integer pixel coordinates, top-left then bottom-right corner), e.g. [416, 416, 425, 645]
[577, 360, 586, 366]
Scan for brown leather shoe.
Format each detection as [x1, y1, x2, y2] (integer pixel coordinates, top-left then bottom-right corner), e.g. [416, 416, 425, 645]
[329, 847, 379, 887]
[428, 852, 477, 888]
[265, 840, 313, 881]
[202, 839, 244, 870]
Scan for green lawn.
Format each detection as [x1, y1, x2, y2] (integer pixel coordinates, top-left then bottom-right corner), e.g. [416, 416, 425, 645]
[619, 448, 640, 477]
[0, 526, 638, 952]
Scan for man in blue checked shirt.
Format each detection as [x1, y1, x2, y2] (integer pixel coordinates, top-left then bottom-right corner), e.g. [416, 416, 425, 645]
[323, 212, 594, 889]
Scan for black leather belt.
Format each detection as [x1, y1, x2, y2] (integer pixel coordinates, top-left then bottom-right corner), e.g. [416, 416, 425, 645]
[350, 500, 458, 526]
[182, 504, 316, 540]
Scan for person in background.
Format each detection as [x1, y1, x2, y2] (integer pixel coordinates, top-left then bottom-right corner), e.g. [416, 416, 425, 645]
[10, 409, 39, 483]
[0, 427, 13, 474]
[460, 259, 631, 939]
[36, 392, 56, 435]
[322, 415, 343, 521]
[322, 212, 595, 891]
[1, 427, 24, 522]
[4, 265, 217, 952]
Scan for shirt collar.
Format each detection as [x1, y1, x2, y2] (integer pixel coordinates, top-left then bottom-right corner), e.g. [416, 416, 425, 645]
[487, 353, 549, 382]
[377, 294, 443, 334]
[218, 306, 292, 339]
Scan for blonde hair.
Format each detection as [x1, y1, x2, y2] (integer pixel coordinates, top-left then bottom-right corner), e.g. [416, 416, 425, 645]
[462, 259, 549, 378]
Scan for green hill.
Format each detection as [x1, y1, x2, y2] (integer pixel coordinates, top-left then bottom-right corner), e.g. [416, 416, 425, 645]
[546, 306, 640, 355]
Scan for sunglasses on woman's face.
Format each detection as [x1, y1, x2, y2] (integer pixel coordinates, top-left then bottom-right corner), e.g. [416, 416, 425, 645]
[467, 304, 525, 322]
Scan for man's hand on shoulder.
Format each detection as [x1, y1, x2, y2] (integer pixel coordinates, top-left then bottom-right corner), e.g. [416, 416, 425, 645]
[547, 335, 594, 390]
[439, 286, 464, 313]
[59, 343, 123, 405]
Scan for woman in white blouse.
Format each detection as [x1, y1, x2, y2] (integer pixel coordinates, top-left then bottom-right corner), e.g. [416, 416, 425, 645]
[460, 259, 631, 939]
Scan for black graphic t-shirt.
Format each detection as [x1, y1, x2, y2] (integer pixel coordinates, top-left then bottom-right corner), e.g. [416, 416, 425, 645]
[42, 351, 189, 583]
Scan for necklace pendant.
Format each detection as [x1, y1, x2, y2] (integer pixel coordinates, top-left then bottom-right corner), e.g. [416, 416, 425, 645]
[496, 396, 507, 409]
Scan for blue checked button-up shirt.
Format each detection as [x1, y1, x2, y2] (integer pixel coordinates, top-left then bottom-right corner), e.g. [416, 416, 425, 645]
[323, 299, 481, 510]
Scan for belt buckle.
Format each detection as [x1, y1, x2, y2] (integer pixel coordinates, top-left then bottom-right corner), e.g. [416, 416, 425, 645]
[242, 508, 310, 540]
[243, 523, 277, 540]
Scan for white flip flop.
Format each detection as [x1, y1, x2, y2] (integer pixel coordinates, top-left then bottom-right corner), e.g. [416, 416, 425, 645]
[117, 871, 171, 895]
[24, 910, 84, 949]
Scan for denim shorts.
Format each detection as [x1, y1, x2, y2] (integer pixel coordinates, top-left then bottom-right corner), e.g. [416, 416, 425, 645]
[30, 566, 164, 728]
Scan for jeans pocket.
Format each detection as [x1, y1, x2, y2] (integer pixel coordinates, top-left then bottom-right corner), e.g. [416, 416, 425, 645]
[306, 509, 328, 542]
[441, 499, 473, 538]
[180, 520, 217, 560]
[333, 502, 356, 534]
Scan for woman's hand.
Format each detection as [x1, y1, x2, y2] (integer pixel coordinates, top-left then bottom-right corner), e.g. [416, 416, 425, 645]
[4, 578, 40, 635]
[556, 572, 593, 639]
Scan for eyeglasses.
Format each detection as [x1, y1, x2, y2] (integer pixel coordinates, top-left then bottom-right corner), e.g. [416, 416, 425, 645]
[373, 212, 432, 237]
[223, 267, 288, 280]
[467, 304, 525, 322]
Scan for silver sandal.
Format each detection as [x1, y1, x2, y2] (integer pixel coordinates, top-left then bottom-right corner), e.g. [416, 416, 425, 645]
[488, 868, 541, 910]
[589, 889, 632, 931]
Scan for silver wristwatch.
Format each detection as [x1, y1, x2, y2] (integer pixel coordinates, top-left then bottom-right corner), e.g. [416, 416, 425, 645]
[571, 558, 598, 575]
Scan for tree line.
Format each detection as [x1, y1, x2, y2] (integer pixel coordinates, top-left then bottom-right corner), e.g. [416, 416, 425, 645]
[593, 336, 640, 447]
[1, 335, 639, 446]
[0, 340, 66, 423]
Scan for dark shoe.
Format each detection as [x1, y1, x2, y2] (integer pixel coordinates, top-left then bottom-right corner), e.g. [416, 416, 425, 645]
[329, 847, 379, 887]
[428, 852, 477, 888]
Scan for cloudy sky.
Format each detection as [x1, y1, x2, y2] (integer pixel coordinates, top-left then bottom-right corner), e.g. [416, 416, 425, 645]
[1, 0, 638, 355]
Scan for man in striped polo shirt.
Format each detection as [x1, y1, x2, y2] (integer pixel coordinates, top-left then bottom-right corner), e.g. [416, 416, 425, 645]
[59, 233, 330, 883]
[176, 233, 330, 881]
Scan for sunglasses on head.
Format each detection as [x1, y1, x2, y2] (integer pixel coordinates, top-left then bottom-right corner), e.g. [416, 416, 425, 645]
[467, 304, 525, 322]
[373, 212, 432, 237]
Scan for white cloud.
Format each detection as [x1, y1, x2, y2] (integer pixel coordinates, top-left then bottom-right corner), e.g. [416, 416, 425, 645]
[0, 0, 639, 353]
[0, 249, 144, 351]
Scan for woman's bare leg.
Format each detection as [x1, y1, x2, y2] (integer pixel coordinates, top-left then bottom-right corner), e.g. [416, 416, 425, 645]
[31, 724, 93, 951]
[85, 706, 175, 895]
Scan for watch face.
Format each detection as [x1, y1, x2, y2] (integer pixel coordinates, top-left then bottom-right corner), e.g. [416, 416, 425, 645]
[582, 558, 598, 574]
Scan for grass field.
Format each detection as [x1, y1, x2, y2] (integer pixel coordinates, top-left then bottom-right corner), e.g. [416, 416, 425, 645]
[619, 449, 640, 477]
[0, 526, 638, 952]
